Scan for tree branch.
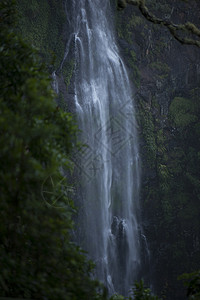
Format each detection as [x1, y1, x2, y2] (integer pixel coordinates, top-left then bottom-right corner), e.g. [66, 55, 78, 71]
[118, 0, 200, 47]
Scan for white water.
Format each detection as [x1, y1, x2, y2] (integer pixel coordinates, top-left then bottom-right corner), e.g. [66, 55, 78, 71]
[61, 0, 141, 295]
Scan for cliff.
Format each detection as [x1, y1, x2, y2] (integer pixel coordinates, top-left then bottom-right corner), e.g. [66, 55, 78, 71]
[16, 0, 200, 299]
[115, 1, 200, 299]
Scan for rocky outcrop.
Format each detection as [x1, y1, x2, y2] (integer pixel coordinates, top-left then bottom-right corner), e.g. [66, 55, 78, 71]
[115, 1, 200, 299]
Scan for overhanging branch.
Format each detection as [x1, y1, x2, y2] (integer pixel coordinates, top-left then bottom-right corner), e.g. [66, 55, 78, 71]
[118, 0, 200, 47]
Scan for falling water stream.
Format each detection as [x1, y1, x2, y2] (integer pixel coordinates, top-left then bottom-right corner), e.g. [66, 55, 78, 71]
[56, 0, 141, 295]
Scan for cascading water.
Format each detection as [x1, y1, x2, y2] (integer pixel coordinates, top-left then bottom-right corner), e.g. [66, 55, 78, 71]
[59, 0, 141, 295]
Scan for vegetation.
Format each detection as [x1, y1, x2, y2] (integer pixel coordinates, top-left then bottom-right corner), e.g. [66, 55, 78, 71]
[130, 281, 162, 300]
[16, 0, 66, 69]
[2, 2, 162, 299]
[2, 0, 200, 299]
[117, 0, 200, 47]
[179, 271, 200, 300]
[116, 0, 200, 297]
[110, 281, 162, 300]
[139, 89, 200, 299]
[0, 1, 106, 299]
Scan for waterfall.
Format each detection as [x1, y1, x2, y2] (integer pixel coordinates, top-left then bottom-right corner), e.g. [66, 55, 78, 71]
[63, 0, 141, 295]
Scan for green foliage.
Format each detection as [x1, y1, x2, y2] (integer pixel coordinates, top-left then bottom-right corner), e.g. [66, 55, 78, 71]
[0, 1, 106, 299]
[62, 59, 75, 89]
[179, 271, 200, 300]
[131, 281, 162, 300]
[110, 294, 126, 300]
[169, 97, 198, 128]
[109, 281, 161, 300]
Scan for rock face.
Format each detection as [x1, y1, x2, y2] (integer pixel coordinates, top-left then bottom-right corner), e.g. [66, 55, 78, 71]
[115, 1, 200, 299]
[16, 0, 200, 299]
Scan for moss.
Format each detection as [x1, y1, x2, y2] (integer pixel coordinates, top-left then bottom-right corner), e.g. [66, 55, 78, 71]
[157, 129, 166, 156]
[116, 11, 145, 45]
[138, 102, 157, 168]
[127, 15, 144, 29]
[128, 50, 141, 88]
[62, 59, 75, 90]
[151, 96, 160, 110]
[149, 61, 170, 74]
[169, 97, 198, 128]
[147, 0, 172, 16]
[16, 0, 66, 70]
